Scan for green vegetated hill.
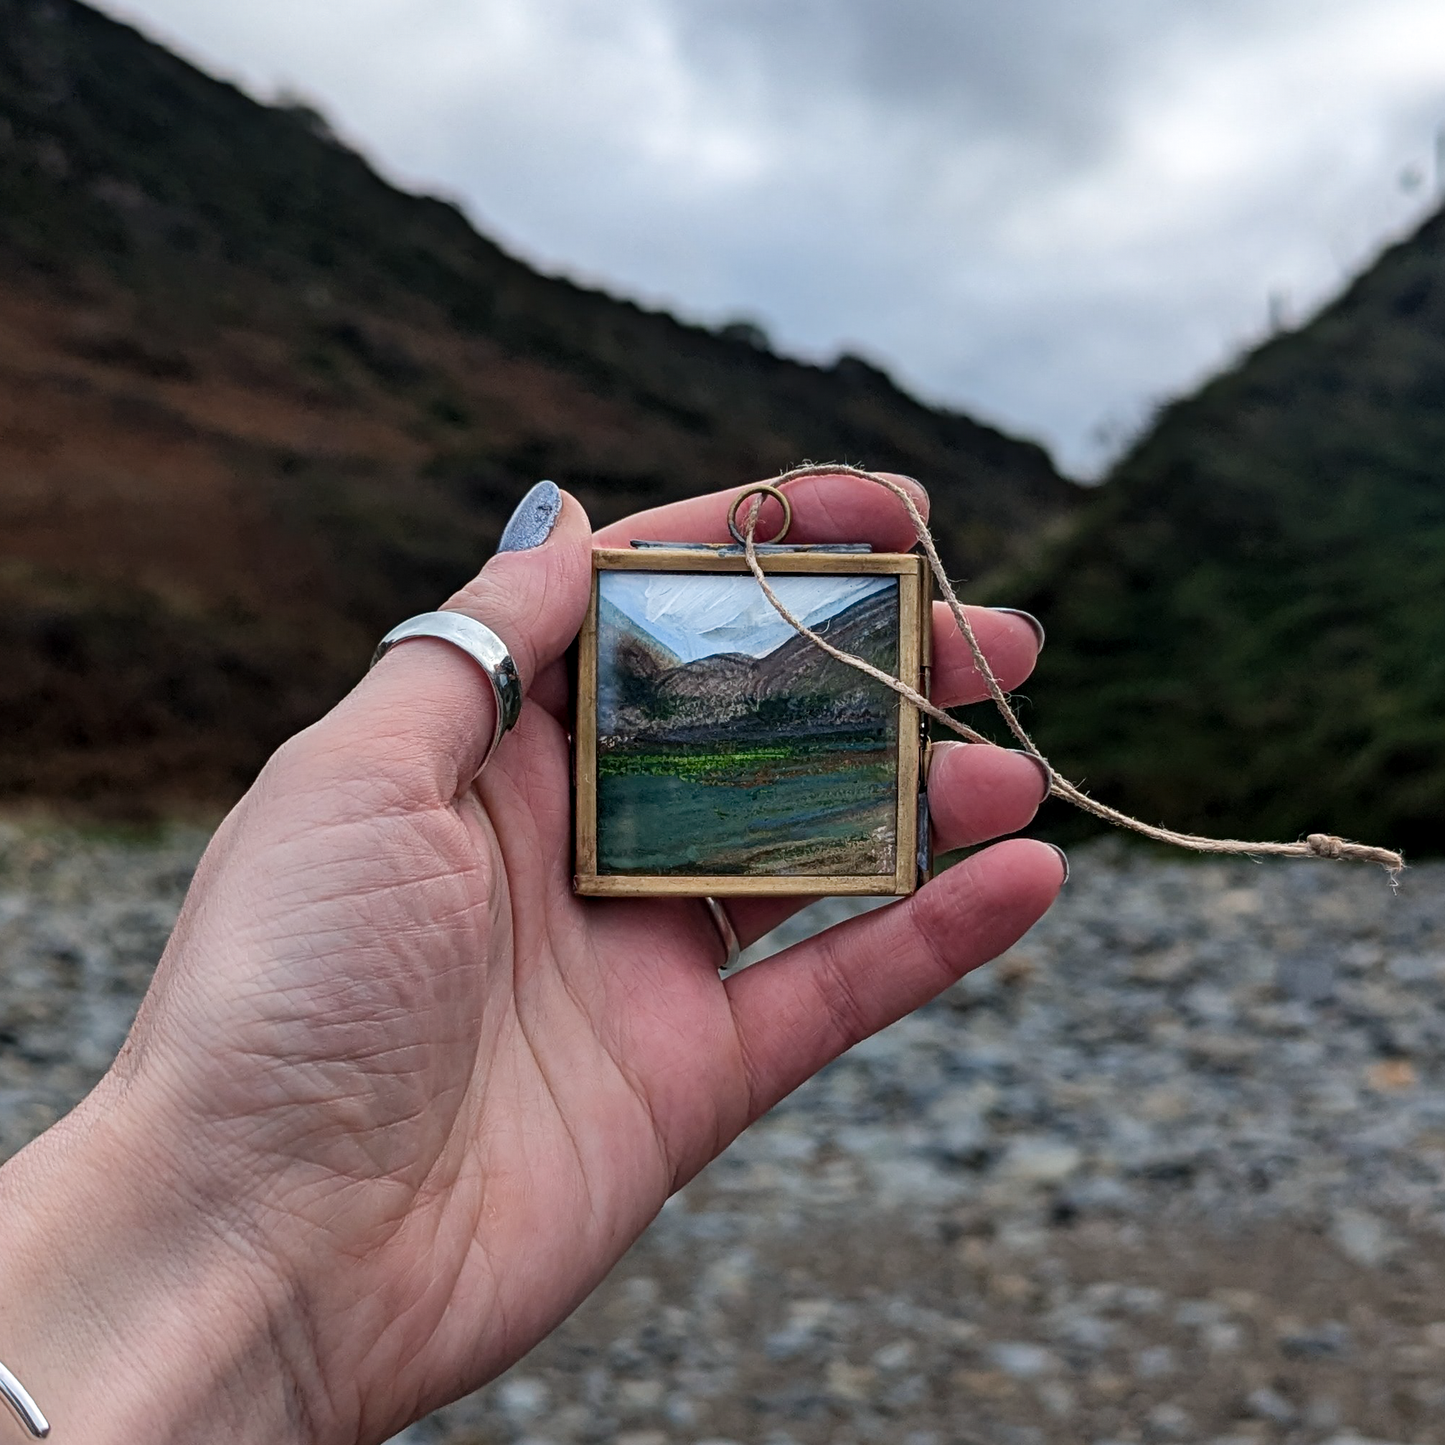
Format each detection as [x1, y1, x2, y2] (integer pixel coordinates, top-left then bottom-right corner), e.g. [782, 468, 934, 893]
[0, 0, 1075, 812]
[990, 207, 1445, 857]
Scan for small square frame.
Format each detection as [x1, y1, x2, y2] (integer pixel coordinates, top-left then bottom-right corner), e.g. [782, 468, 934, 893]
[574, 547, 931, 897]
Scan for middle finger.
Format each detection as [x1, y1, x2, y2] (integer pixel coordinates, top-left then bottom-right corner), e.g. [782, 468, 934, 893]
[931, 602, 1042, 706]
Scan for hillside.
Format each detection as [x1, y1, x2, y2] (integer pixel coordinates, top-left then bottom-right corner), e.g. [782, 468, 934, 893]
[756, 585, 901, 705]
[0, 0, 1076, 813]
[992, 206, 1445, 857]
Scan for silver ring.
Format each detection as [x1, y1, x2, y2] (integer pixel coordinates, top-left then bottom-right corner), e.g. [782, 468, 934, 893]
[370, 611, 524, 771]
[703, 897, 741, 973]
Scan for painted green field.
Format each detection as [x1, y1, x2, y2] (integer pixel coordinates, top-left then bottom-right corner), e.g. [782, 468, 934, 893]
[597, 735, 897, 876]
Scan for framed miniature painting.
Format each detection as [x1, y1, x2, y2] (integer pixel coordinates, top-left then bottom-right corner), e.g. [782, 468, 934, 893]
[574, 546, 931, 897]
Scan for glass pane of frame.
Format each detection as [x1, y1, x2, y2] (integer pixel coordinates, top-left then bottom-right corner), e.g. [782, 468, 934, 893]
[575, 550, 927, 898]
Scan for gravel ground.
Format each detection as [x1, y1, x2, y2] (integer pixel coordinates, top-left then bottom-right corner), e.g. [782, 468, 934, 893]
[1, 823, 1443, 1444]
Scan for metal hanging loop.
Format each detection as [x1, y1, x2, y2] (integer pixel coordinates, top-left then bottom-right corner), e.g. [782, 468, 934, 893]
[727, 484, 793, 546]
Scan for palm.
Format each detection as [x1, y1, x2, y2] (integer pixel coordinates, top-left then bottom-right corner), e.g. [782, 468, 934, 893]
[117, 475, 1063, 1443]
[409, 708, 757, 1374]
[137, 699, 753, 1433]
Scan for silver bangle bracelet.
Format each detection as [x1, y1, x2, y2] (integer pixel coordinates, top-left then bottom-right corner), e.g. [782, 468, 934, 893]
[0, 1358, 49, 1438]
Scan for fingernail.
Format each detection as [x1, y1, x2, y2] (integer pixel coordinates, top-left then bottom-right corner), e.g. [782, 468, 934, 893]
[991, 607, 1046, 651]
[1007, 748, 1054, 804]
[498, 480, 562, 552]
[1046, 842, 1070, 885]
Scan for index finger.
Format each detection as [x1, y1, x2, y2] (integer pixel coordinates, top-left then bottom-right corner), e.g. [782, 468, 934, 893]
[592, 470, 930, 550]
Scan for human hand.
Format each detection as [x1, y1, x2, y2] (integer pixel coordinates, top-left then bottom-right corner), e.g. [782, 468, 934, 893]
[0, 474, 1063, 1444]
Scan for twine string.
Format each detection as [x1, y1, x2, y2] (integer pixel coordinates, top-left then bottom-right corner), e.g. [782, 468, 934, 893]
[738, 463, 1404, 876]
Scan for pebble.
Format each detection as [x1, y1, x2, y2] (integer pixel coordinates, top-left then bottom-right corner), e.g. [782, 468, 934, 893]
[988, 1343, 1056, 1378]
[997, 1136, 1084, 1184]
[1331, 1208, 1395, 1267]
[1246, 1386, 1297, 1424]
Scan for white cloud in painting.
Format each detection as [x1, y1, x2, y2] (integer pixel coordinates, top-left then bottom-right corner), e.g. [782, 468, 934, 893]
[600, 573, 894, 663]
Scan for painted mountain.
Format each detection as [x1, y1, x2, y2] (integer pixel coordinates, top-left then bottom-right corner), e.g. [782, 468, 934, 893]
[594, 574, 901, 876]
[598, 581, 899, 746]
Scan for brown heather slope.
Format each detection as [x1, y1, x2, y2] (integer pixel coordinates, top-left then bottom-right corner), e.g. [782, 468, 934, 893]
[0, 0, 1077, 814]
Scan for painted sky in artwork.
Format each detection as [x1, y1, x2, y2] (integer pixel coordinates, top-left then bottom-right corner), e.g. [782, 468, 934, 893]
[601, 572, 894, 664]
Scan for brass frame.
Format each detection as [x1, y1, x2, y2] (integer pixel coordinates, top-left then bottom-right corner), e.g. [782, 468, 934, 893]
[575, 547, 931, 897]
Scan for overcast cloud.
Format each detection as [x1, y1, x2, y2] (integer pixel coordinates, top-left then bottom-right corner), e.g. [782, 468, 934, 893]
[92, 0, 1445, 475]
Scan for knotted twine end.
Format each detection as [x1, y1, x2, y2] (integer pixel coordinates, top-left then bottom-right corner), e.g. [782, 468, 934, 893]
[736, 464, 1406, 879]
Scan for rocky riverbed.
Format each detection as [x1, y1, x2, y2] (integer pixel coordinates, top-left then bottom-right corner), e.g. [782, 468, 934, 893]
[1, 822, 1443, 1444]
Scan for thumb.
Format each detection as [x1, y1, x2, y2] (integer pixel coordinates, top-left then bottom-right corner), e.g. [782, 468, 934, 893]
[327, 482, 593, 798]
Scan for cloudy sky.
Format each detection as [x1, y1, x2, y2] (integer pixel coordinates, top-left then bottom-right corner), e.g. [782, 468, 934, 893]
[94, 0, 1445, 476]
